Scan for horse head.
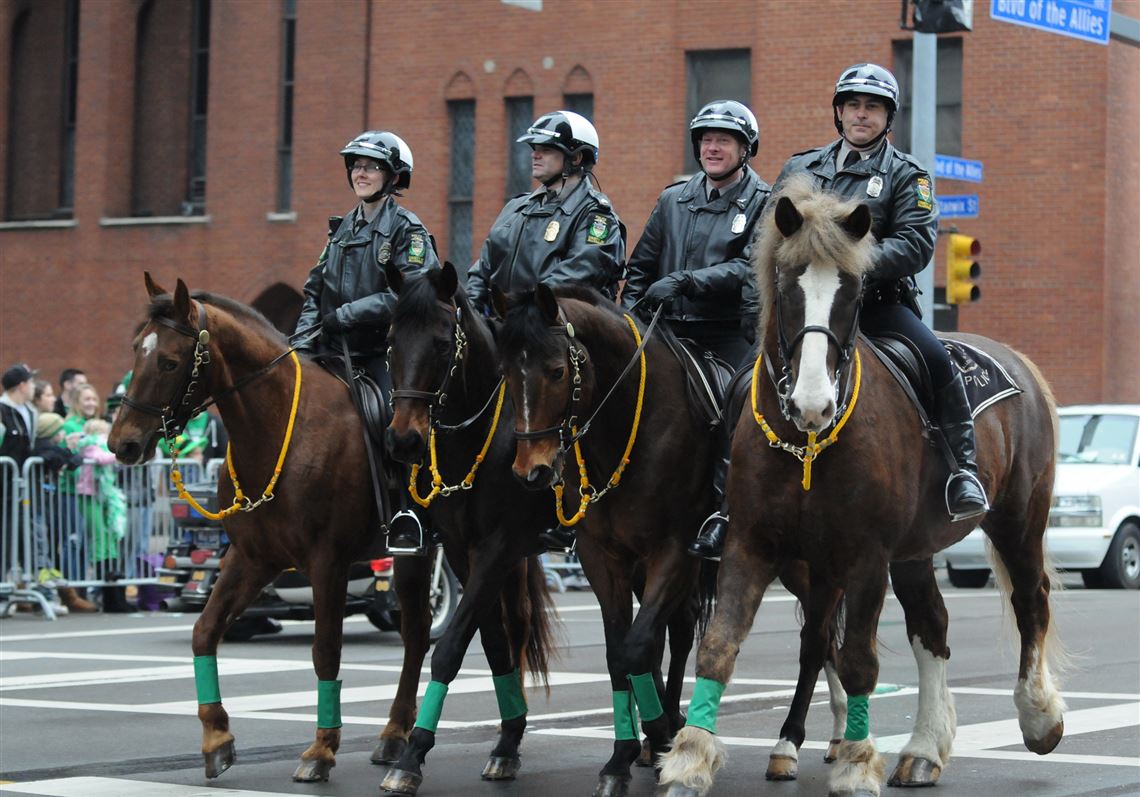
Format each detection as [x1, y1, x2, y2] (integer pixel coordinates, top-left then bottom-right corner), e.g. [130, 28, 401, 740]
[496, 284, 596, 490]
[109, 272, 212, 465]
[756, 175, 873, 433]
[385, 261, 468, 464]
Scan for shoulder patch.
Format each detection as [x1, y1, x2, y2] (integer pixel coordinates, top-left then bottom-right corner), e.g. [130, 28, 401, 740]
[914, 177, 934, 211]
[407, 232, 426, 265]
[586, 214, 610, 245]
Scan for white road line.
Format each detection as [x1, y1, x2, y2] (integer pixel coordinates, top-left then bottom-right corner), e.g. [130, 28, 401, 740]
[0, 776, 334, 796]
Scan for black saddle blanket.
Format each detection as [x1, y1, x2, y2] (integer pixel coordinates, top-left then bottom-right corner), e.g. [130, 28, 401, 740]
[944, 339, 1022, 417]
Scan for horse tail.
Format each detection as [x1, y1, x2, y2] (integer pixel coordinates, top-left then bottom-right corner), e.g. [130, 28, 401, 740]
[695, 558, 720, 639]
[502, 555, 561, 695]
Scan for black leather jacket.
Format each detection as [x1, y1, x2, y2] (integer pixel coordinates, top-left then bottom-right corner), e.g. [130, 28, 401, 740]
[466, 176, 624, 312]
[296, 198, 440, 357]
[622, 167, 770, 324]
[773, 138, 938, 305]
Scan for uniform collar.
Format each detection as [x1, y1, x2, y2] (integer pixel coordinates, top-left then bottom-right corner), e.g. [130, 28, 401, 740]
[524, 176, 594, 216]
[677, 167, 757, 207]
[811, 138, 891, 179]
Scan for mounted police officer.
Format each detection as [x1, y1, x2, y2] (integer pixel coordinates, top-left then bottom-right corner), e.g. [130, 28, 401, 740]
[467, 110, 624, 552]
[466, 110, 624, 315]
[293, 130, 441, 555]
[773, 63, 988, 523]
[622, 99, 772, 560]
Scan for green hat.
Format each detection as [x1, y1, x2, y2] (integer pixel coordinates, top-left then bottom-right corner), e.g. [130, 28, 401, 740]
[36, 412, 65, 439]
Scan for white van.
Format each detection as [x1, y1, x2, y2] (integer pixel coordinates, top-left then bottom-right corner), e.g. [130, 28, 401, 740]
[942, 404, 1140, 589]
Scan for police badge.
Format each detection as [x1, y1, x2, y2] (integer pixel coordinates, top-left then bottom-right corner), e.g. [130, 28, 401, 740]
[867, 176, 883, 198]
[731, 213, 747, 234]
[544, 220, 560, 242]
[376, 241, 392, 265]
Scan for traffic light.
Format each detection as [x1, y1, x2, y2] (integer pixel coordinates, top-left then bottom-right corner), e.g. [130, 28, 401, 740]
[946, 233, 980, 304]
[912, 0, 973, 33]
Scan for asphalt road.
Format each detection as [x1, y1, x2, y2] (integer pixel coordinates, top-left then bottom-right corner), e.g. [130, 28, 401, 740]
[1, 573, 1137, 797]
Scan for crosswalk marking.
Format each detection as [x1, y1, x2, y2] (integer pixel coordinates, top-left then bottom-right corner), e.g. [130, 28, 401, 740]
[0, 776, 334, 796]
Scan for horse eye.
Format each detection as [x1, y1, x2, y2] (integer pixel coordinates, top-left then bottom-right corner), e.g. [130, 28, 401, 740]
[159, 358, 179, 373]
[549, 366, 565, 381]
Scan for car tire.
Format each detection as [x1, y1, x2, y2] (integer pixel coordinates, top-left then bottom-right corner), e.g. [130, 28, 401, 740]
[223, 616, 283, 642]
[427, 560, 460, 642]
[947, 563, 990, 588]
[1097, 521, 1140, 590]
[1080, 569, 1106, 589]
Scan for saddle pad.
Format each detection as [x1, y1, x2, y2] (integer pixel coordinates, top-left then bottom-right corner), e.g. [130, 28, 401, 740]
[942, 339, 1021, 417]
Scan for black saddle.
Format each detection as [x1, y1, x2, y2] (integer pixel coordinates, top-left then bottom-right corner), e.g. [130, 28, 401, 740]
[316, 355, 391, 447]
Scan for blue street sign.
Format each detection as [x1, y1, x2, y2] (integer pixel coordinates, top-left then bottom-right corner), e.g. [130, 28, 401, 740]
[940, 194, 980, 219]
[990, 0, 1112, 45]
[935, 155, 984, 184]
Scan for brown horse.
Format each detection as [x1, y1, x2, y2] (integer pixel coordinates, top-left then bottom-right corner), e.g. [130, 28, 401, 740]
[659, 176, 1065, 797]
[378, 261, 558, 795]
[107, 274, 527, 785]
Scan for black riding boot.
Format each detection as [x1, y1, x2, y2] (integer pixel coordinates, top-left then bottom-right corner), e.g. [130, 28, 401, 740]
[935, 372, 990, 522]
[538, 525, 576, 552]
[688, 448, 730, 561]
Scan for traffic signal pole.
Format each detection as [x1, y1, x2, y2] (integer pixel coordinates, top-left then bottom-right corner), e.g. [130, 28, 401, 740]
[911, 31, 937, 328]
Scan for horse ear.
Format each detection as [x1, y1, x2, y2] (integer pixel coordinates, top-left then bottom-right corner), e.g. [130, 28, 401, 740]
[173, 279, 192, 322]
[385, 261, 404, 295]
[440, 261, 459, 300]
[774, 196, 804, 238]
[144, 271, 167, 298]
[535, 283, 559, 324]
[841, 203, 872, 241]
[490, 286, 509, 320]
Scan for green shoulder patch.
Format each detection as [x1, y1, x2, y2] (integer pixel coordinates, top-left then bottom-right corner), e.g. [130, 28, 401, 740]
[586, 214, 610, 245]
[408, 232, 426, 265]
[915, 177, 933, 211]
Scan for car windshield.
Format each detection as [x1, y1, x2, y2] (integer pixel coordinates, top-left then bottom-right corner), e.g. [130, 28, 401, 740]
[1058, 413, 1138, 465]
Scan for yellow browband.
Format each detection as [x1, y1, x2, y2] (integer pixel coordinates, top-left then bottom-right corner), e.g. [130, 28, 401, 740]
[554, 314, 647, 526]
[408, 381, 507, 507]
[170, 351, 303, 520]
[750, 349, 861, 490]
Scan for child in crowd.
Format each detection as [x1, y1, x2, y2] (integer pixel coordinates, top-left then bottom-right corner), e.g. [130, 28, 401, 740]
[76, 418, 127, 578]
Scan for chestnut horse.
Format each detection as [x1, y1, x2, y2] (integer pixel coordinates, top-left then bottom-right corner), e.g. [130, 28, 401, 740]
[378, 261, 558, 796]
[659, 176, 1065, 797]
[108, 275, 532, 785]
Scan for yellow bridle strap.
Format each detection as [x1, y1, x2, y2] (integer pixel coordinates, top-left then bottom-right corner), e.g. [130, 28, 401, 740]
[170, 350, 303, 520]
[750, 348, 861, 490]
[554, 314, 647, 526]
[408, 380, 507, 508]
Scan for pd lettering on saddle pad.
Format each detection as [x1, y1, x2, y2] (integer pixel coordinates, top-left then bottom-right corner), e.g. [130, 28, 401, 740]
[943, 340, 1021, 417]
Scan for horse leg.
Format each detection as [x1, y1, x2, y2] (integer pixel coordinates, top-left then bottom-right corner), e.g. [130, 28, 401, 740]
[381, 546, 511, 796]
[291, 559, 351, 783]
[373, 554, 432, 766]
[190, 547, 278, 779]
[985, 505, 1066, 755]
[828, 562, 890, 797]
[665, 600, 696, 730]
[657, 532, 779, 797]
[768, 565, 844, 781]
[477, 577, 526, 782]
[885, 558, 955, 787]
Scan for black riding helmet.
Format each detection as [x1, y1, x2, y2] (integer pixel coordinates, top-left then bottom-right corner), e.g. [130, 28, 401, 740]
[340, 130, 414, 200]
[689, 99, 760, 162]
[832, 63, 900, 142]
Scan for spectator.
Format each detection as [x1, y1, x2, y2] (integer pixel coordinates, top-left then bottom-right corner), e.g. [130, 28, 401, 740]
[32, 379, 57, 414]
[53, 368, 87, 416]
[1, 363, 39, 465]
[76, 418, 127, 582]
[57, 383, 104, 584]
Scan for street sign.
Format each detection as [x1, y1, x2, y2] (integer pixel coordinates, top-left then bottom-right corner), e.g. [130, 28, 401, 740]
[935, 154, 984, 183]
[939, 194, 980, 218]
[990, 0, 1112, 45]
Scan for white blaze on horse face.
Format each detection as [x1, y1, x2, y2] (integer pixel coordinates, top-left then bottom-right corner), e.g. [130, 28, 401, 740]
[141, 332, 158, 359]
[789, 265, 841, 431]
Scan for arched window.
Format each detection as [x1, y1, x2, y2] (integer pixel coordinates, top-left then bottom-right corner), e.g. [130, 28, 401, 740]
[562, 65, 594, 121]
[250, 282, 304, 334]
[445, 71, 476, 268]
[503, 69, 534, 198]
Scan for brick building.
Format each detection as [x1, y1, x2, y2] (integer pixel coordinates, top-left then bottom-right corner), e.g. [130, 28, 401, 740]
[1, 0, 1136, 406]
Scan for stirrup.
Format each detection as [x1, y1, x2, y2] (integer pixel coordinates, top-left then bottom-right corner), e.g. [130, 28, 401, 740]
[945, 471, 989, 522]
[386, 510, 428, 556]
[538, 526, 577, 553]
[688, 511, 728, 561]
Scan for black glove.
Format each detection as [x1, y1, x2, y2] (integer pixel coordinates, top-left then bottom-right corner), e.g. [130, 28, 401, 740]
[740, 313, 758, 345]
[643, 272, 692, 308]
[322, 310, 347, 333]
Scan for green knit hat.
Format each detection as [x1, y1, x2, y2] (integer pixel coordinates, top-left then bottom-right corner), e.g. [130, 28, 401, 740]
[36, 412, 66, 439]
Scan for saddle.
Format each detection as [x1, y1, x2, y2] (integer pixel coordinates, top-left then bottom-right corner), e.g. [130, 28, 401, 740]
[315, 355, 391, 447]
[660, 330, 733, 430]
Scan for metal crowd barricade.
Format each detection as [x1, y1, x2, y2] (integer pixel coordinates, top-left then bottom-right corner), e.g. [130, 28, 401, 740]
[2, 455, 56, 618]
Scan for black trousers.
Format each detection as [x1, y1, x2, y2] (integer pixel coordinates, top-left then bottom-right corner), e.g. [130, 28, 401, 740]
[861, 302, 956, 390]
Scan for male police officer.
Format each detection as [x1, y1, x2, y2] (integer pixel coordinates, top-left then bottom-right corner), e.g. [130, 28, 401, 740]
[623, 100, 771, 560]
[293, 130, 442, 554]
[774, 63, 988, 522]
[467, 110, 624, 314]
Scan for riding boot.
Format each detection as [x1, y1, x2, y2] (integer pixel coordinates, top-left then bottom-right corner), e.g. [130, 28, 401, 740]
[538, 525, 576, 552]
[935, 372, 990, 522]
[688, 444, 730, 561]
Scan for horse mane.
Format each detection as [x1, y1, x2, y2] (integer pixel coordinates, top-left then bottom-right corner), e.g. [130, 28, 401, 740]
[147, 290, 286, 345]
[499, 285, 621, 361]
[752, 173, 876, 342]
[392, 268, 478, 327]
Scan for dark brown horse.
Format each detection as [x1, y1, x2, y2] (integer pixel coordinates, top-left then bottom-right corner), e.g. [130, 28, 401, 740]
[378, 261, 558, 796]
[659, 176, 1065, 797]
[495, 283, 719, 796]
[107, 274, 525, 785]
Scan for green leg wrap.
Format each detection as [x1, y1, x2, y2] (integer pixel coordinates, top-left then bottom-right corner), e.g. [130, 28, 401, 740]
[492, 669, 527, 721]
[193, 655, 221, 705]
[685, 677, 726, 734]
[845, 693, 870, 741]
[317, 679, 342, 729]
[628, 672, 664, 722]
[612, 690, 640, 741]
[414, 680, 449, 733]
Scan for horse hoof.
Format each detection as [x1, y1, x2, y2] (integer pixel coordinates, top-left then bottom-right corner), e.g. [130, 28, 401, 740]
[1024, 718, 1063, 755]
[593, 773, 631, 797]
[635, 735, 652, 767]
[371, 736, 407, 765]
[481, 755, 521, 780]
[380, 767, 423, 796]
[292, 757, 333, 782]
[887, 755, 941, 787]
[203, 740, 236, 779]
[766, 754, 799, 781]
[824, 738, 842, 763]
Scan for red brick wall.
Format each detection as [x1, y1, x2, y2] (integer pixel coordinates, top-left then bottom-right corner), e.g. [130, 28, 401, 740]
[0, 0, 1136, 406]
